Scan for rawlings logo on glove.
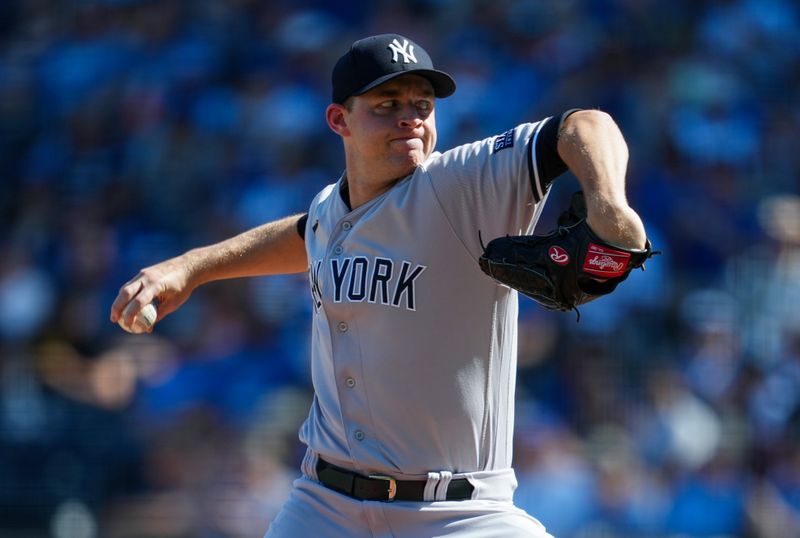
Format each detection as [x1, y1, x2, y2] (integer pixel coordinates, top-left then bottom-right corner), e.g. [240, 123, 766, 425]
[478, 191, 658, 319]
[549, 246, 570, 265]
[583, 244, 630, 277]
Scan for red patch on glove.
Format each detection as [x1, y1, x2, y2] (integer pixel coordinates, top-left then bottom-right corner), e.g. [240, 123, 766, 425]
[582, 243, 630, 278]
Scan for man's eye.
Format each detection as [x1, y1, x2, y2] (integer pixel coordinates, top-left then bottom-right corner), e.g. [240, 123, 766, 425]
[417, 101, 432, 111]
[379, 100, 397, 109]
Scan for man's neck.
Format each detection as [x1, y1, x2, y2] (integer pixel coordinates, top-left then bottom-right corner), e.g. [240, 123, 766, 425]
[341, 174, 409, 210]
[342, 164, 415, 209]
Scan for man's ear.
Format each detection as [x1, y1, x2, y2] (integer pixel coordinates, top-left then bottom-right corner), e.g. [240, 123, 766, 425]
[326, 103, 350, 136]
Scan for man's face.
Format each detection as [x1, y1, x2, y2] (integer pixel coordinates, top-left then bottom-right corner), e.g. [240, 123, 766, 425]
[343, 74, 437, 177]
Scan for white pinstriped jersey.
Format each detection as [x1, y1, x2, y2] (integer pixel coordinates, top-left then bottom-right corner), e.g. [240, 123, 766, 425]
[299, 118, 558, 479]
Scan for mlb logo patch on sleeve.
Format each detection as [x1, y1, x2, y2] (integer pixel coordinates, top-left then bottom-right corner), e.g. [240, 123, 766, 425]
[492, 128, 515, 153]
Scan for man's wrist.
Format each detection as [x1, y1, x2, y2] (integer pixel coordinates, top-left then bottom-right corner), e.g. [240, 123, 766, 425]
[181, 248, 210, 289]
[586, 206, 647, 250]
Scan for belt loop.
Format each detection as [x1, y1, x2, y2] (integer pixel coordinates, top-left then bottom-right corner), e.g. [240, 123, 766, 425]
[302, 448, 320, 481]
[423, 472, 440, 502]
[435, 471, 452, 501]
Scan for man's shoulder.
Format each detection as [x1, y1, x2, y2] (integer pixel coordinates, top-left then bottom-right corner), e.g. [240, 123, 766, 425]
[421, 150, 444, 169]
[308, 180, 341, 213]
[318, 181, 339, 199]
[419, 139, 483, 173]
[422, 121, 542, 171]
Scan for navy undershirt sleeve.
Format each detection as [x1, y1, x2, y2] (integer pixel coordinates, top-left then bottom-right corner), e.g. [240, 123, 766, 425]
[296, 213, 308, 239]
[531, 108, 582, 194]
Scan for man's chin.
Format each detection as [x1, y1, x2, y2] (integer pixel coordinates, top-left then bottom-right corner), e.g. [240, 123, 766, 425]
[396, 148, 428, 167]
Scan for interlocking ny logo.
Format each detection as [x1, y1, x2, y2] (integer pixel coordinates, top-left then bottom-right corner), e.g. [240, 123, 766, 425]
[388, 38, 417, 64]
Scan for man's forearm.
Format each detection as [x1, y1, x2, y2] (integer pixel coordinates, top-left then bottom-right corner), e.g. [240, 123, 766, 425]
[557, 110, 646, 249]
[186, 213, 309, 287]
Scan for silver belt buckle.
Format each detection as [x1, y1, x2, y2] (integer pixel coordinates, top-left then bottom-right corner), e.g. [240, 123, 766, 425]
[369, 474, 397, 501]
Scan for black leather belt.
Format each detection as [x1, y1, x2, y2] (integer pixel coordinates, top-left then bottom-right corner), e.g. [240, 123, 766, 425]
[316, 458, 474, 502]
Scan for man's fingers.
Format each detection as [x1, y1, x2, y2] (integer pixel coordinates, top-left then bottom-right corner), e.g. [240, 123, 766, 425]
[110, 278, 161, 328]
[110, 279, 144, 322]
[110, 258, 188, 329]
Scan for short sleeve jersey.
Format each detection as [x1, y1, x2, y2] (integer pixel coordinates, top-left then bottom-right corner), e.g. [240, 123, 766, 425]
[300, 117, 564, 478]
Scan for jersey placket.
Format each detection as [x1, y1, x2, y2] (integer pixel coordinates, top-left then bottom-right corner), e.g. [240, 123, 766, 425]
[325, 216, 381, 462]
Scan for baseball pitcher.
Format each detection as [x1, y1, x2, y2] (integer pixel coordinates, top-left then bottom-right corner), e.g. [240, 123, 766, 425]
[111, 34, 652, 537]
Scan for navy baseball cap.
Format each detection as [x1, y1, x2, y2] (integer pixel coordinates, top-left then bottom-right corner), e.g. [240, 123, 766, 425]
[331, 34, 456, 104]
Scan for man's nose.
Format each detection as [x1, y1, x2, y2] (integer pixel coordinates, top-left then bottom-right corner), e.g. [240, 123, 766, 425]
[398, 105, 424, 127]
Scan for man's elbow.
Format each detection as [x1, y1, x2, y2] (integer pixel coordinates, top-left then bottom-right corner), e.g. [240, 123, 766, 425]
[563, 109, 618, 133]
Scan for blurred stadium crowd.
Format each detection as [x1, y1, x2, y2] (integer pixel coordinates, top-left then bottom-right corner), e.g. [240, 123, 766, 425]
[1, 0, 800, 537]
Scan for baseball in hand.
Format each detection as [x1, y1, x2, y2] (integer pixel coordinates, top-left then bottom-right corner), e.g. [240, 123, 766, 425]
[118, 302, 158, 334]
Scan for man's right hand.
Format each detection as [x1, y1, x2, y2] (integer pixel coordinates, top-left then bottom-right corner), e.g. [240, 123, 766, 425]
[109, 254, 196, 331]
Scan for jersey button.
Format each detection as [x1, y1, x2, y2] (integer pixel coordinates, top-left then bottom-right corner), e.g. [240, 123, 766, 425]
[342, 221, 352, 231]
[334, 245, 343, 255]
[345, 377, 356, 388]
[338, 321, 348, 332]
[354, 430, 365, 441]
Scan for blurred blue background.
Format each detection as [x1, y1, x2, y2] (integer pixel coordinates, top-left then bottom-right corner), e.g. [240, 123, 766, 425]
[2, 0, 800, 537]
